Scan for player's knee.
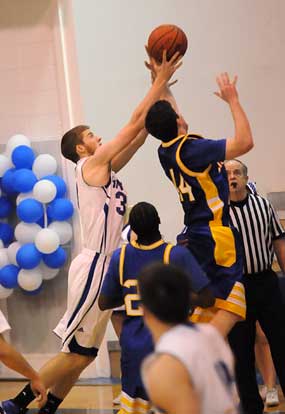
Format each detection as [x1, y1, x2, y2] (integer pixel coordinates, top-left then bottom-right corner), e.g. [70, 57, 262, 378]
[69, 352, 95, 370]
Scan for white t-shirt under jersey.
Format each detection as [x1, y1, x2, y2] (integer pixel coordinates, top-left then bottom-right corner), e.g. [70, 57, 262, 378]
[76, 158, 127, 255]
[142, 323, 238, 414]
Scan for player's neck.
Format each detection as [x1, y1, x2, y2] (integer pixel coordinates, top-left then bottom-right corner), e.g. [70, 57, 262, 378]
[137, 232, 161, 246]
[149, 319, 174, 344]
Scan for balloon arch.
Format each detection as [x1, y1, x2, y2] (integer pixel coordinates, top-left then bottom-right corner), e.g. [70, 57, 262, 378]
[0, 134, 74, 299]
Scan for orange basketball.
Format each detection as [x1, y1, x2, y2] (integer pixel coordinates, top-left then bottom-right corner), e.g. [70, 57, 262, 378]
[147, 24, 188, 63]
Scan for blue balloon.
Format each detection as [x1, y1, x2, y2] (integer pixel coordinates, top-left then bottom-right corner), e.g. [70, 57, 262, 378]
[0, 265, 19, 288]
[1, 168, 16, 194]
[47, 198, 74, 221]
[0, 222, 14, 245]
[17, 198, 44, 223]
[43, 175, 67, 198]
[21, 284, 43, 296]
[13, 169, 37, 193]
[43, 247, 67, 268]
[36, 215, 45, 227]
[12, 146, 35, 169]
[16, 243, 42, 269]
[0, 196, 13, 218]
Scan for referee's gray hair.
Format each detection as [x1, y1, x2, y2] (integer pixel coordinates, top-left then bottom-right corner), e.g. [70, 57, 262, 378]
[225, 159, 248, 176]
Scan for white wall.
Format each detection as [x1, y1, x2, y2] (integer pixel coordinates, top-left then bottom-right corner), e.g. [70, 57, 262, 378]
[72, 0, 285, 241]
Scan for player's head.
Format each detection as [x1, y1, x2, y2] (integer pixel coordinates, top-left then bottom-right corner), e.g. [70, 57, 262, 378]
[61, 125, 102, 163]
[145, 100, 179, 142]
[224, 159, 248, 196]
[138, 263, 192, 327]
[129, 202, 161, 243]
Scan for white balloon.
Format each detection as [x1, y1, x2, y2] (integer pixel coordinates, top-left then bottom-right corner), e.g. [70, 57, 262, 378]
[18, 268, 43, 291]
[0, 285, 13, 299]
[16, 191, 34, 206]
[33, 180, 57, 204]
[15, 222, 42, 244]
[7, 242, 22, 265]
[6, 134, 31, 154]
[35, 228, 59, 254]
[39, 262, 60, 280]
[0, 154, 11, 177]
[48, 221, 73, 245]
[32, 154, 57, 179]
[0, 249, 9, 268]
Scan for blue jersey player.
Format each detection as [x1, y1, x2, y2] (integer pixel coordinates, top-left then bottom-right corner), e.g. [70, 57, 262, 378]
[99, 202, 214, 414]
[145, 72, 254, 337]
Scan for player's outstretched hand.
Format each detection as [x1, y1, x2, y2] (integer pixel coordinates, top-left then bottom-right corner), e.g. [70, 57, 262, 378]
[152, 50, 183, 84]
[214, 72, 239, 104]
[144, 46, 178, 87]
[31, 376, 47, 407]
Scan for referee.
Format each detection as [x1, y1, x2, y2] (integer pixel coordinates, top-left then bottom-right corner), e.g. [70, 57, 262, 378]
[225, 159, 285, 414]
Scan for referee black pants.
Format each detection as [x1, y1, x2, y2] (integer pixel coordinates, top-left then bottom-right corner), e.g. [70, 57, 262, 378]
[228, 269, 285, 414]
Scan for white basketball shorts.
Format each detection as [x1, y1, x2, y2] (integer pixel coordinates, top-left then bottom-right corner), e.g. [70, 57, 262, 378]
[54, 248, 112, 356]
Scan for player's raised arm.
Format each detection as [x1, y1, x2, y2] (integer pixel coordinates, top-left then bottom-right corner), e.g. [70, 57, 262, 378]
[214, 73, 254, 159]
[88, 51, 183, 168]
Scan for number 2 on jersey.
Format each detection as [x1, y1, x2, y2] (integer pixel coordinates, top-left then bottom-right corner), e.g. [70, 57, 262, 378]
[124, 279, 143, 316]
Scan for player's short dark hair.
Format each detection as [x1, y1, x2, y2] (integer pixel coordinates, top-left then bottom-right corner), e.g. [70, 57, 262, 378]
[138, 263, 192, 324]
[145, 100, 178, 142]
[129, 202, 160, 241]
[61, 125, 89, 164]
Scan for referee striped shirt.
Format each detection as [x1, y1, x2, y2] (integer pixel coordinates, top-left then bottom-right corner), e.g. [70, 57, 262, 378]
[229, 194, 285, 275]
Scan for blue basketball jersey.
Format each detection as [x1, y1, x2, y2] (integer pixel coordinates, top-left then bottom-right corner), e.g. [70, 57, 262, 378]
[101, 239, 210, 318]
[158, 134, 229, 227]
[101, 240, 210, 410]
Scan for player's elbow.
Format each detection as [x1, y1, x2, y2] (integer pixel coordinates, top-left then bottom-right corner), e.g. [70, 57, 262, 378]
[243, 137, 254, 153]
[98, 295, 108, 311]
[191, 288, 215, 308]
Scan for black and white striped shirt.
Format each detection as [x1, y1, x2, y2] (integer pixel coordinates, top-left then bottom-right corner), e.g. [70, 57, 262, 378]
[229, 194, 285, 275]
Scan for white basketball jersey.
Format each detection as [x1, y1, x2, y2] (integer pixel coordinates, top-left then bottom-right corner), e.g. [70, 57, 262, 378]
[142, 324, 238, 414]
[76, 158, 127, 255]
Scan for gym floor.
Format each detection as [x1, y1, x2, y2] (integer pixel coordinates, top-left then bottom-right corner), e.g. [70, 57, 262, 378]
[0, 381, 284, 413]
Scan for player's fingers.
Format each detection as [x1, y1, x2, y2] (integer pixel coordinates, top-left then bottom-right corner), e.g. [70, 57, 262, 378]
[168, 79, 178, 87]
[144, 61, 151, 70]
[216, 75, 223, 90]
[144, 45, 151, 58]
[233, 75, 238, 85]
[214, 92, 222, 98]
[170, 51, 182, 64]
[224, 72, 230, 83]
[221, 72, 229, 85]
[161, 49, 167, 63]
[174, 60, 183, 71]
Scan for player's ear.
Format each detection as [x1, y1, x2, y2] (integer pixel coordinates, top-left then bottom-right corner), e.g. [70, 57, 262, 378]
[76, 143, 85, 157]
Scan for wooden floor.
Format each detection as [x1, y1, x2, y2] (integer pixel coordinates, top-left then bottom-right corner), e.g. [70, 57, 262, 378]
[0, 382, 121, 413]
[0, 382, 284, 413]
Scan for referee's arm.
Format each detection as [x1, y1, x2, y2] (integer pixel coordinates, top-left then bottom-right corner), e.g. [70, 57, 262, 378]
[270, 201, 285, 273]
[273, 238, 285, 274]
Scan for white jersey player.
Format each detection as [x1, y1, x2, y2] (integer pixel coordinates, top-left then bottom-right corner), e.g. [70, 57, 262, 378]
[1, 51, 182, 414]
[138, 263, 238, 414]
[54, 164, 127, 353]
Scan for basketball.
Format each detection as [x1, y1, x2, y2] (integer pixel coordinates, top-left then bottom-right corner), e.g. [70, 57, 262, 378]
[147, 24, 188, 63]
